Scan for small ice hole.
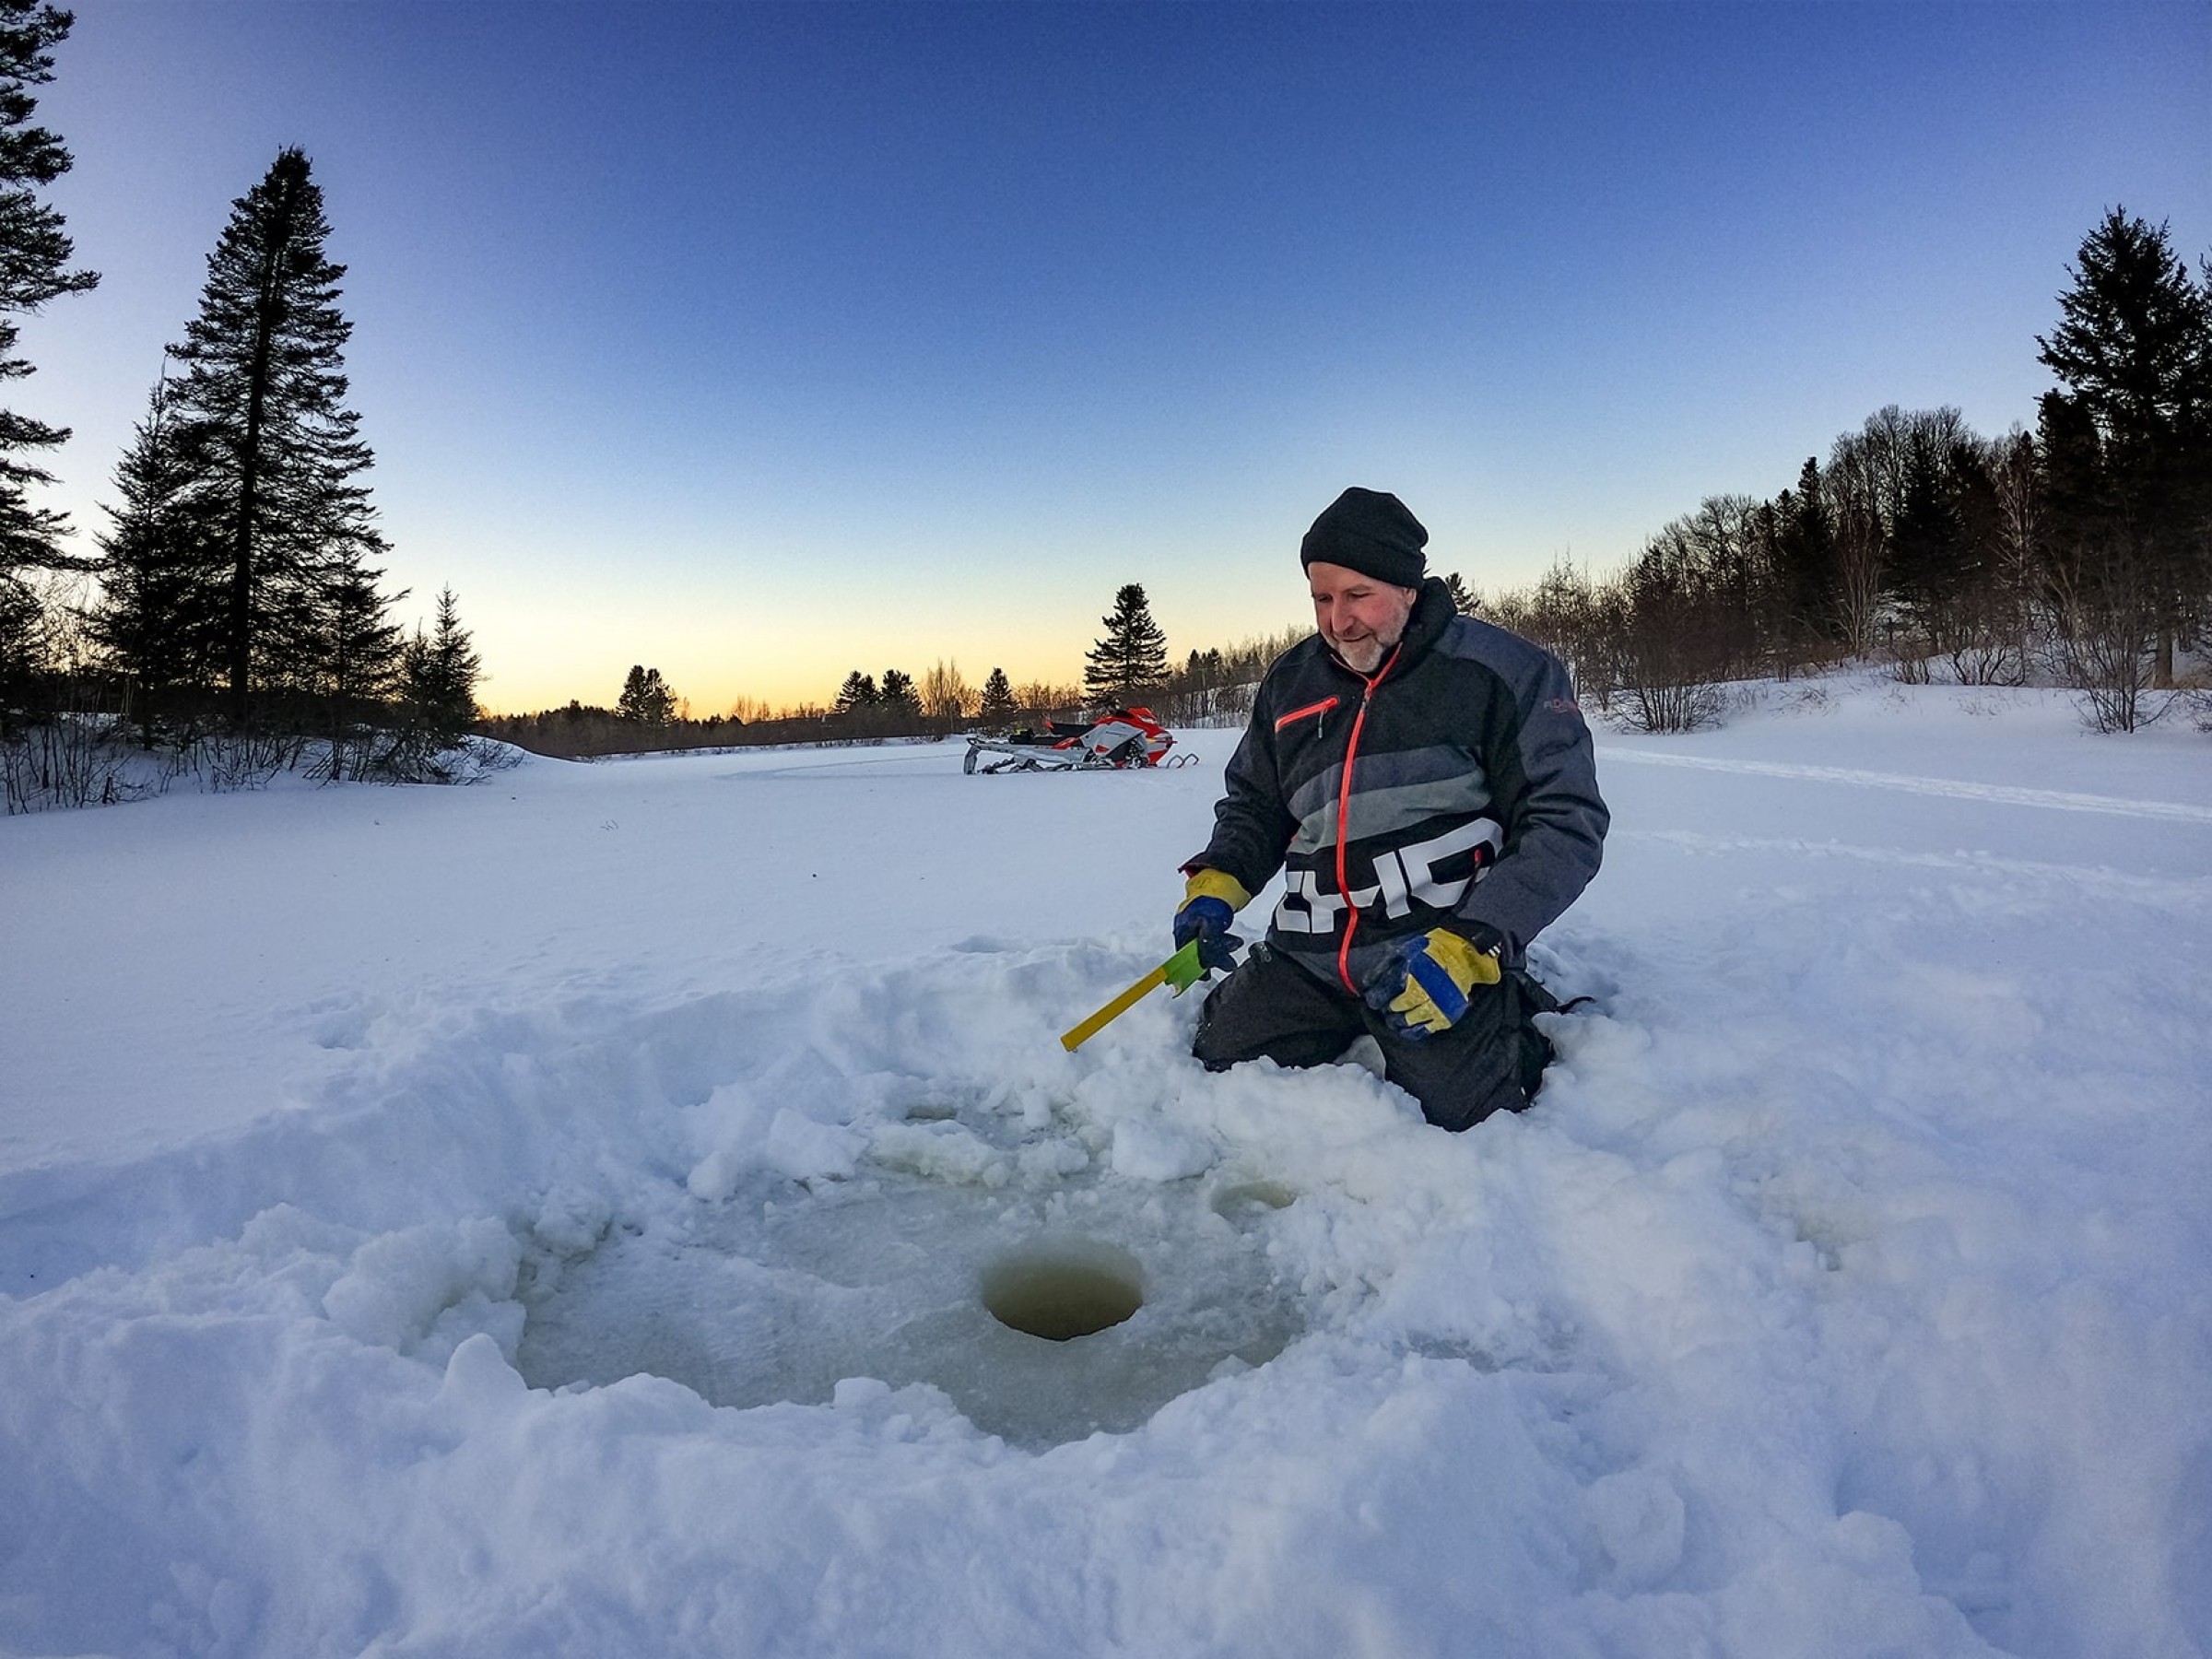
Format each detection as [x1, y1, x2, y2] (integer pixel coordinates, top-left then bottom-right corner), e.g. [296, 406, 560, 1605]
[982, 1241, 1143, 1341]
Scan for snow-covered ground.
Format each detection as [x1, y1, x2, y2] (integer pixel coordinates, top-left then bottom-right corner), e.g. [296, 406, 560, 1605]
[3, 675, 2208, 1658]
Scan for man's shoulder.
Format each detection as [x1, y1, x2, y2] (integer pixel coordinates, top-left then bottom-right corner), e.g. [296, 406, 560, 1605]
[1431, 613, 1570, 691]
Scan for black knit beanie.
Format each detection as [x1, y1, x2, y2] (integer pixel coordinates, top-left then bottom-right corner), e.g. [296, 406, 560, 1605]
[1299, 488, 1428, 588]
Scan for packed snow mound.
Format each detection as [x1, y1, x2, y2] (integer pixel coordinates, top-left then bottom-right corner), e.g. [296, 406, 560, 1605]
[2, 689, 2208, 1657]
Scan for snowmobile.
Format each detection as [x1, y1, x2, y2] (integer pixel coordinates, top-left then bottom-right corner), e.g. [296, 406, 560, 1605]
[962, 707, 1196, 773]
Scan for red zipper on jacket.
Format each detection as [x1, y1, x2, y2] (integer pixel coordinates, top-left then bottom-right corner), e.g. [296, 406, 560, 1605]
[1274, 696, 1338, 732]
[1332, 644, 1402, 994]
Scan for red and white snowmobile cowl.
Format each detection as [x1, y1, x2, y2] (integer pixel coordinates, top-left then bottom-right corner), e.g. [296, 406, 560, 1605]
[962, 706, 1198, 773]
[1076, 707, 1174, 767]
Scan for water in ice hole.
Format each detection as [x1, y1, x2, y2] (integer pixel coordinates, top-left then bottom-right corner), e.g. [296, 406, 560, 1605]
[516, 1167, 1306, 1446]
[980, 1238, 1144, 1341]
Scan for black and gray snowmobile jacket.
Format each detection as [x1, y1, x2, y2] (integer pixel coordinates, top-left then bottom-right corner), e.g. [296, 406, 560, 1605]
[1184, 578, 1608, 995]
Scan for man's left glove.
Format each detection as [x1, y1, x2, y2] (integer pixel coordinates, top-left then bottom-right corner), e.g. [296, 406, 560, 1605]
[1365, 927, 1502, 1038]
[1173, 868, 1252, 975]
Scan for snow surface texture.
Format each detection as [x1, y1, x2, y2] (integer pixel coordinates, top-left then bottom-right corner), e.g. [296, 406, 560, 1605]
[2, 677, 2208, 1658]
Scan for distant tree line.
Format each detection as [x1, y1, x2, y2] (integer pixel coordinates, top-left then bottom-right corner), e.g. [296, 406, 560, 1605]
[485, 658, 1074, 759]
[1475, 208, 2211, 734]
[1, 9, 485, 810]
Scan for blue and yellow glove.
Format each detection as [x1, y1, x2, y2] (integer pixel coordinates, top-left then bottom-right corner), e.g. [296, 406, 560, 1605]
[1172, 869, 1251, 975]
[1364, 927, 1502, 1038]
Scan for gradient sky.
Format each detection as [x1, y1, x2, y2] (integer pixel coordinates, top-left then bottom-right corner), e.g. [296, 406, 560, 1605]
[20, 1, 2210, 714]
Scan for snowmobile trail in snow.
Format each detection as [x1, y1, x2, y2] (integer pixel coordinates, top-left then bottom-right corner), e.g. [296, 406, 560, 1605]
[1616, 829, 2212, 909]
[1603, 748, 2212, 822]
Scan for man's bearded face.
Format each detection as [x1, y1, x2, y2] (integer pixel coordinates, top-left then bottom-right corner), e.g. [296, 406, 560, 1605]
[1308, 561, 1418, 675]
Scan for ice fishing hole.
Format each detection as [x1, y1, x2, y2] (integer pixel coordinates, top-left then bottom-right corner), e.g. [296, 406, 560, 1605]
[517, 1175, 1305, 1446]
[981, 1240, 1144, 1341]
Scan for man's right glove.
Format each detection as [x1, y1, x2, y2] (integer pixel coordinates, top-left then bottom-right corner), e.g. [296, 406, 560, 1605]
[1172, 869, 1251, 975]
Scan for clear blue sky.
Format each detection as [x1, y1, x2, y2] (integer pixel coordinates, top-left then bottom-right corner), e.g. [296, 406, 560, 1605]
[22, 1, 2210, 713]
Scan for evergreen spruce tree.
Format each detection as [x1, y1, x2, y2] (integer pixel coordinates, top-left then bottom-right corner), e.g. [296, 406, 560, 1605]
[312, 538, 403, 778]
[1888, 427, 1966, 627]
[0, 0, 96, 702]
[617, 665, 676, 724]
[977, 665, 1017, 725]
[166, 147, 389, 726]
[90, 375, 225, 741]
[832, 669, 878, 715]
[403, 585, 479, 748]
[877, 667, 921, 723]
[1772, 457, 1840, 645]
[2036, 207, 2212, 685]
[1083, 582, 1168, 706]
[1441, 571, 1477, 615]
[2038, 387, 2111, 577]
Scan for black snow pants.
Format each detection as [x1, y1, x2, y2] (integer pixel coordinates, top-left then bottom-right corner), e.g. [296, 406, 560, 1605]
[1191, 942, 1557, 1133]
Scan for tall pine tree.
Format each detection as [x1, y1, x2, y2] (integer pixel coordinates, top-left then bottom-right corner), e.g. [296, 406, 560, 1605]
[1772, 457, 1840, 645]
[167, 147, 390, 726]
[878, 667, 920, 712]
[90, 374, 225, 740]
[2036, 208, 2212, 685]
[832, 670, 879, 714]
[617, 665, 676, 724]
[402, 586, 480, 749]
[1888, 425, 1967, 625]
[1083, 582, 1168, 706]
[977, 665, 1017, 725]
[312, 536, 404, 778]
[0, 0, 96, 700]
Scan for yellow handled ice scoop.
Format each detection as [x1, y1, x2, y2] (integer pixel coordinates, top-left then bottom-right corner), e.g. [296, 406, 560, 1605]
[1060, 941, 1207, 1052]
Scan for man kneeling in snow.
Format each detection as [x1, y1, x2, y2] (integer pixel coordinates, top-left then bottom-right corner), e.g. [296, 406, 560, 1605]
[1174, 488, 1609, 1131]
